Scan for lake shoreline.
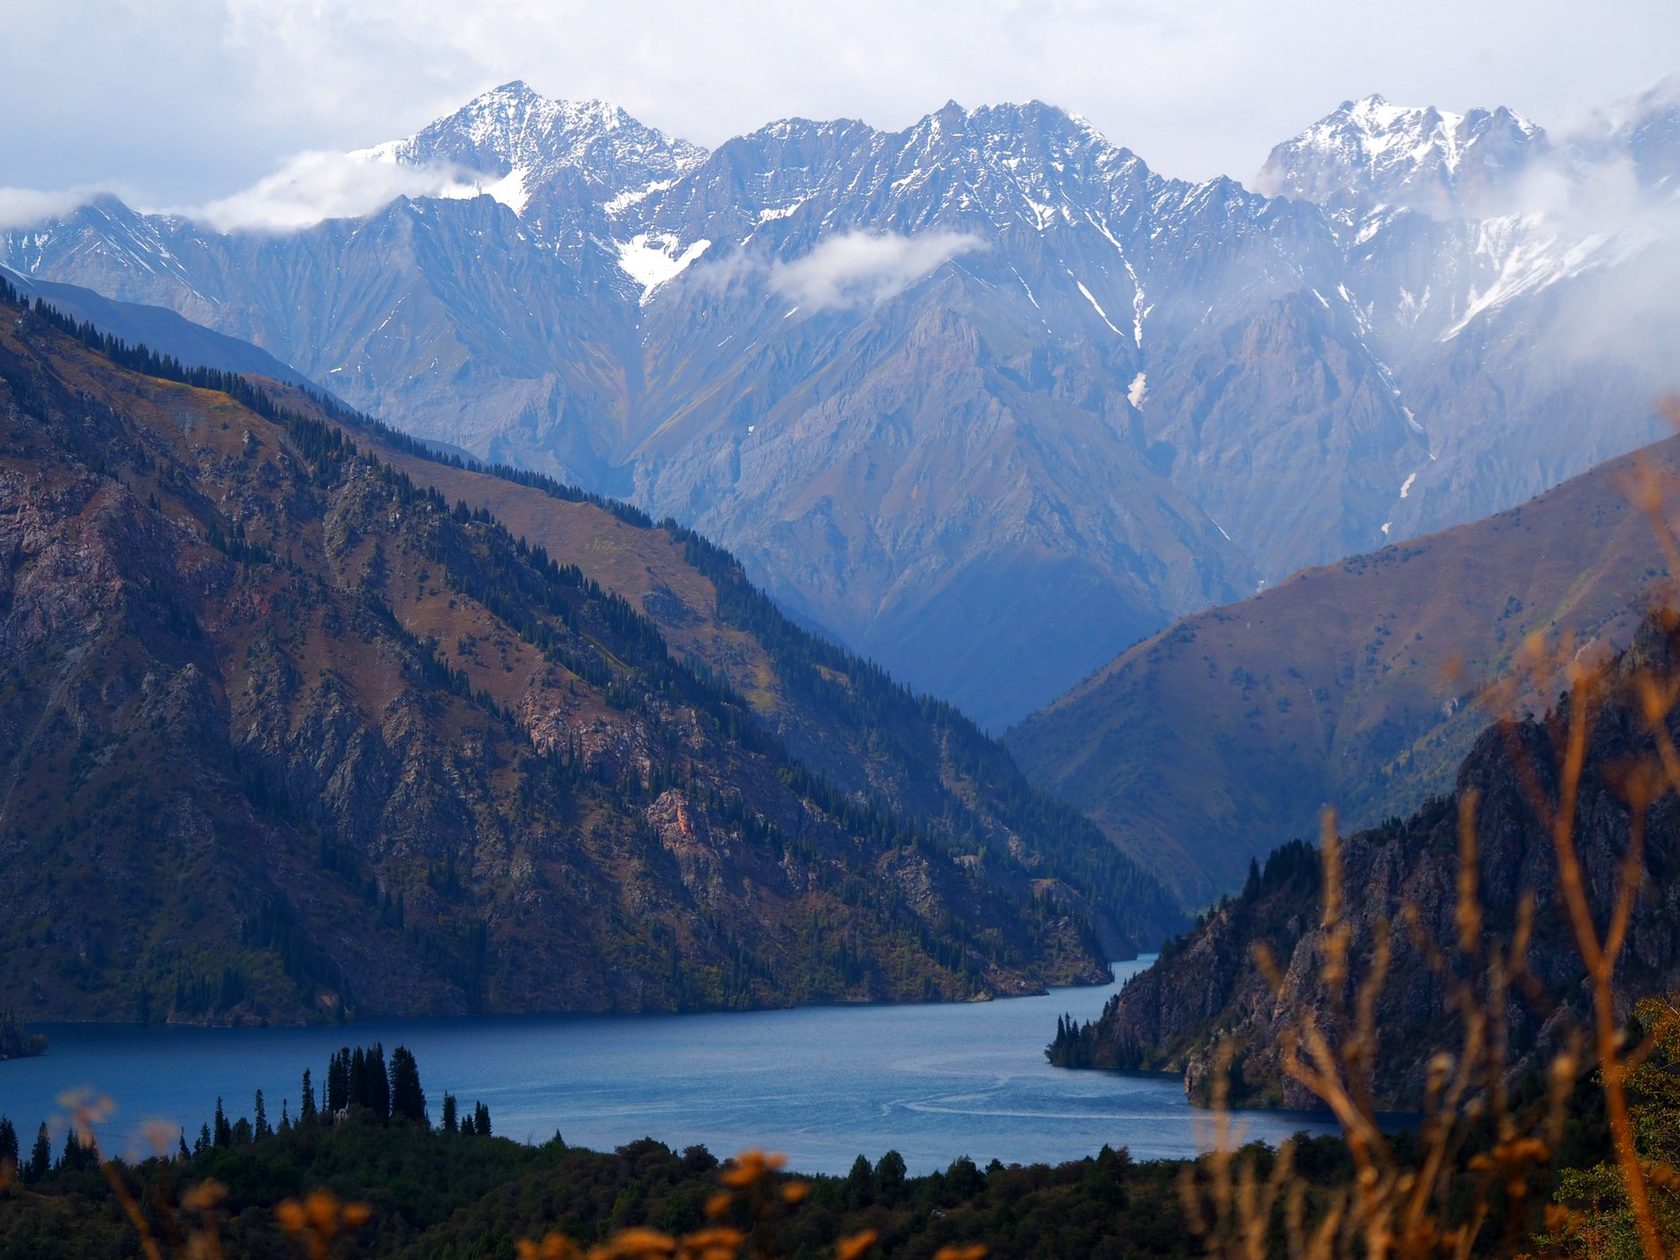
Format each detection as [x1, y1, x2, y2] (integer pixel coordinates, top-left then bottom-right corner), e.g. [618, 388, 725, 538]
[0, 959, 1339, 1176]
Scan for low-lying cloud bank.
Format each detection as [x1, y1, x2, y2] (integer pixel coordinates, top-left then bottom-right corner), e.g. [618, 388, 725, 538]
[1, 150, 495, 235]
[179, 150, 485, 232]
[0, 186, 107, 232]
[769, 229, 988, 310]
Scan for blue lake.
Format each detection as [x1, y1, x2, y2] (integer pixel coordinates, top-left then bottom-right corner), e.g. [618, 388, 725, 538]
[0, 959, 1335, 1174]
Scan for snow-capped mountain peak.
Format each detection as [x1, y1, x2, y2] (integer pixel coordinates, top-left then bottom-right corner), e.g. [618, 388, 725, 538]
[1257, 93, 1547, 219]
[1572, 74, 1680, 192]
[353, 80, 708, 215]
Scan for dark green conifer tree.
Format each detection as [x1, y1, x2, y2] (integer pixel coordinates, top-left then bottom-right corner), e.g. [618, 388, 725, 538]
[441, 1092, 458, 1134]
[327, 1048, 350, 1113]
[254, 1090, 271, 1140]
[59, 1128, 95, 1173]
[843, 1154, 873, 1209]
[349, 1047, 367, 1109]
[369, 1044, 390, 1121]
[875, 1150, 908, 1204]
[300, 1069, 317, 1122]
[213, 1098, 231, 1148]
[0, 1116, 17, 1172]
[389, 1046, 426, 1123]
[473, 1101, 491, 1137]
[28, 1123, 50, 1183]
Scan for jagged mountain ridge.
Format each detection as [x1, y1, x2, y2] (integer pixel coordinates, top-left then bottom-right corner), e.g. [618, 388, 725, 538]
[1255, 94, 1550, 219]
[5, 80, 1678, 726]
[1055, 614, 1680, 1108]
[0, 282, 1181, 1024]
[360, 80, 707, 218]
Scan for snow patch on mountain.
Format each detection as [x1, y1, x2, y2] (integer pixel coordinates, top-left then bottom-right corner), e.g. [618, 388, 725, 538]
[617, 234, 711, 301]
[1075, 278, 1126, 338]
[1441, 216, 1624, 339]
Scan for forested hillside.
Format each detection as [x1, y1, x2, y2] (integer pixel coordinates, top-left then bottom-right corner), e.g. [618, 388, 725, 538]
[0, 280, 1178, 1024]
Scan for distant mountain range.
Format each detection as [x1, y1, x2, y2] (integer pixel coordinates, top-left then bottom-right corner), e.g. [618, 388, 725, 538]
[0, 282, 1180, 1024]
[0, 265, 318, 390]
[7, 80, 1677, 728]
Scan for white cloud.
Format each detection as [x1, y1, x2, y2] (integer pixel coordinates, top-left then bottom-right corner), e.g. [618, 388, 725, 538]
[177, 149, 486, 232]
[0, 187, 103, 231]
[8, 1, 1680, 206]
[769, 230, 986, 311]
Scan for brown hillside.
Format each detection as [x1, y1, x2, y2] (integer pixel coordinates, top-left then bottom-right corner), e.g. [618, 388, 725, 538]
[0, 296, 1176, 1024]
[1007, 433, 1680, 905]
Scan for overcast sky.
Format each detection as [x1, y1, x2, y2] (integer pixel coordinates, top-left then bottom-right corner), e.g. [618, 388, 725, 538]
[4, 0, 1677, 209]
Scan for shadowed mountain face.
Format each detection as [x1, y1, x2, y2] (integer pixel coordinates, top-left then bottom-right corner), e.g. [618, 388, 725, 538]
[1063, 615, 1680, 1109]
[1007, 432, 1680, 906]
[6, 81, 1679, 726]
[0, 265, 319, 390]
[0, 286, 1184, 1024]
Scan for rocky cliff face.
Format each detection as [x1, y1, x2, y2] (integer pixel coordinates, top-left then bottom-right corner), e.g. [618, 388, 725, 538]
[0, 288, 1178, 1025]
[1064, 617, 1680, 1108]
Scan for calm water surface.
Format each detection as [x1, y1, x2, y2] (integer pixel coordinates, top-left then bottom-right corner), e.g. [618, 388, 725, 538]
[0, 959, 1334, 1173]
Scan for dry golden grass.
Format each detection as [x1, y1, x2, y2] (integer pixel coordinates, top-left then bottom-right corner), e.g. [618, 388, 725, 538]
[1179, 399, 1680, 1260]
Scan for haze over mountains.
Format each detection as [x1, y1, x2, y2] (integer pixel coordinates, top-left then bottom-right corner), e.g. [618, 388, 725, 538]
[1007, 429, 1680, 904]
[4, 80, 1678, 727]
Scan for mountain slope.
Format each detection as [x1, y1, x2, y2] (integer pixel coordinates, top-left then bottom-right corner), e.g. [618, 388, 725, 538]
[0, 265, 319, 389]
[1008, 430, 1680, 905]
[258, 385, 1182, 961]
[1057, 614, 1680, 1108]
[0, 280, 1179, 1025]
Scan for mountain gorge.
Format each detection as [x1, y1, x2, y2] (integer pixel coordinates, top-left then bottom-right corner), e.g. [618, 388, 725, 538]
[8, 81, 1677, 727]
[0, 281, 1181, 1024]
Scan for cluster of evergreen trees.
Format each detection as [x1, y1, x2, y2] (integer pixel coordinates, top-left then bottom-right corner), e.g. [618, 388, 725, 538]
[1047, 1012, 1102, 1069]
[0, 1009, 47, 1060]
[0, 1116, 57, 1183]
[0, 1045, 493, 1186]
